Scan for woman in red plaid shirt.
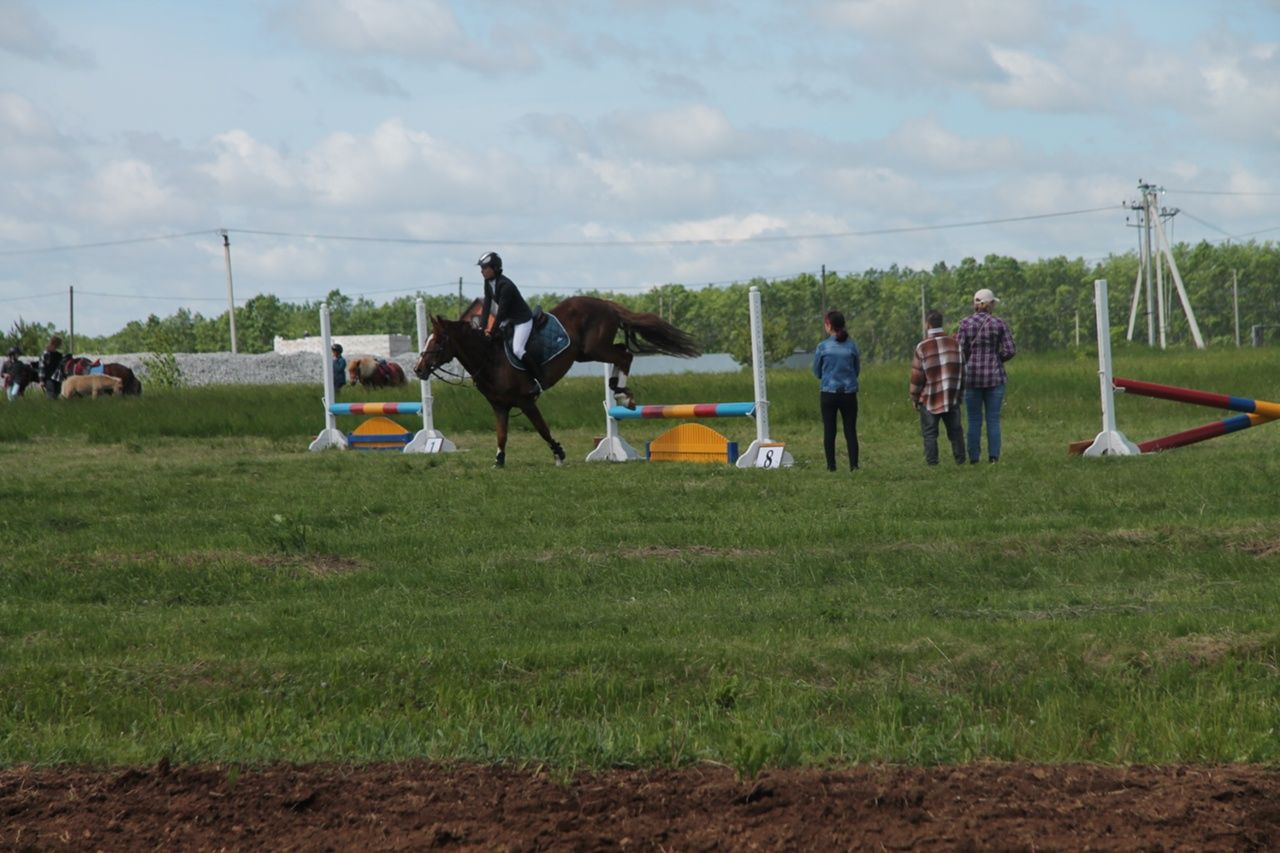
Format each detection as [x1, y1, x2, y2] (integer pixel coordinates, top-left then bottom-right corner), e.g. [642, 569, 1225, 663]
[955, 288, 1016, 463]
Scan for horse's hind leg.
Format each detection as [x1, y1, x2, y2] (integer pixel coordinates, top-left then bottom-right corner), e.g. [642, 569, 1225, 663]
[520, 402, 566, 466]
[604, 348, 634, 409]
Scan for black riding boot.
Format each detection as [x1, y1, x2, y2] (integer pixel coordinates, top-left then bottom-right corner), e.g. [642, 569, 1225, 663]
[521, 354, 545, 394]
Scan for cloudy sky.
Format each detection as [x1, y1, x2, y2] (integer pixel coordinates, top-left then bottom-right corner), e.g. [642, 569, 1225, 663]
[2, 0, 1279, 336]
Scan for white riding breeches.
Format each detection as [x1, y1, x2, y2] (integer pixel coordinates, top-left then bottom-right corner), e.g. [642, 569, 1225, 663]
[511, 319, 533, 359]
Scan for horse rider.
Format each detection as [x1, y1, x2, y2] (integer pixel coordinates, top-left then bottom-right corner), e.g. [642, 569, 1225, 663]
[39, 335, 64, 399]
[476, 251, 544, 392]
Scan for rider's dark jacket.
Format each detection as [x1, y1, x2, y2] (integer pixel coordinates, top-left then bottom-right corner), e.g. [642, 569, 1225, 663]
[479, 273, 533, 334]
[39, 349, 63, 383]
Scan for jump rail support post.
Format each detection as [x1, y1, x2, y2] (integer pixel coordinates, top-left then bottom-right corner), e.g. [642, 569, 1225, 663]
[308, 299, 456, 453]
[1083, 279, 1140, 456]
[584, 285, 793, 467]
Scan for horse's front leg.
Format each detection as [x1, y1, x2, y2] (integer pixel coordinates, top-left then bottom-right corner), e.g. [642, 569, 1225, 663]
[492, 404, 510, 468]
[520, 402, 566, 466]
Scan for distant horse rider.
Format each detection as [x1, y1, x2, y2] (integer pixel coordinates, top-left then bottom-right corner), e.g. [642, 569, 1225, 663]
[477, 251, 544, 393]
[39, 335, 65, 399]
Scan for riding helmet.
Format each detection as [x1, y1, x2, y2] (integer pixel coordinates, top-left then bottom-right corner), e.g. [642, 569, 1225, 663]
[331, 343, 343, 354]
[6, 346, 19, 356]
[477, 251, 503, 272]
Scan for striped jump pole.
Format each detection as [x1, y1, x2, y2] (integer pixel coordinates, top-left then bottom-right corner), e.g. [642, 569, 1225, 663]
[584, 285, 792, 467]
[307, 299, 456, 453]
[1114, 378, 1280, 453]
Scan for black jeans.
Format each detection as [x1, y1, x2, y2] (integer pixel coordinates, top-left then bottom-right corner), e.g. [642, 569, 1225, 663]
[920, 406, 965, 465]
[820, 391, 859, 470]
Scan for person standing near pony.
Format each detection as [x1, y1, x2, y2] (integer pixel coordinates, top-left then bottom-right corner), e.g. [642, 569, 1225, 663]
[38, 335, 64, 399]
[812, 309, 861, 471]
[3, 346, 22, 401]
[476, 251, 544, 393]
[330, 343, 347, 392]
[909, 310, 966, 466]
[956, 288, 1016, 463]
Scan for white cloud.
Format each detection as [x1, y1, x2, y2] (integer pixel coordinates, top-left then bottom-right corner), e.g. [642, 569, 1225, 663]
[0, 0, 93, 67]
[883, 116, 1022, 173]
[78, 159, 191, 226]
[275, 0, 536, 74]
[578, 155, 722, 217]
[0, 92, 76, 172]
[599, 104, 759, 162]
[202, 130, 299, 201]
[981, 47, 1092, 111]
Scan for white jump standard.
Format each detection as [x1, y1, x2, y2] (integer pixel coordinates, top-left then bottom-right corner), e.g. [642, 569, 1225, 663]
[585, 286, 792, 467]
[308, 298, 456, 453]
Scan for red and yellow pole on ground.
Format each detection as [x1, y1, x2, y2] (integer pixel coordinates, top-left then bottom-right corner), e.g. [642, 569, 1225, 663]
[1114, 377, 1280, 453]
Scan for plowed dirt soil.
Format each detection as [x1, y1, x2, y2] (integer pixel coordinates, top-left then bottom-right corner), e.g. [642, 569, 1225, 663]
[4, 762, 1279, 850]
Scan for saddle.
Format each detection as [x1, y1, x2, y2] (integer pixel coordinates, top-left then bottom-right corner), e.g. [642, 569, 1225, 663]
[373, 359, 394, 383]
[504, 310, 570, 370]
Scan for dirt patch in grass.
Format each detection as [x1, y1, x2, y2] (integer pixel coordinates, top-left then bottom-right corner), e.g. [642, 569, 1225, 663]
[2, 762, 1277, 850]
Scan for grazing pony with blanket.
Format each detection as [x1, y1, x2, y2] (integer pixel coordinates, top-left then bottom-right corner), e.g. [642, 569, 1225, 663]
[60, 374, 124, 399]
[347, 356, 407, 388]
[61, 356, 143, 396]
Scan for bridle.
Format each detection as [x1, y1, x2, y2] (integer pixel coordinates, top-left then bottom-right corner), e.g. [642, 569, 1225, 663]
[417, 328, 468, 385]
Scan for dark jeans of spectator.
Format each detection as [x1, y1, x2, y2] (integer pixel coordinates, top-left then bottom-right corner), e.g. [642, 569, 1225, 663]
[820, 391, 859, 471]
[964, 383, 1006, 462]
[920, 405, 966, 465]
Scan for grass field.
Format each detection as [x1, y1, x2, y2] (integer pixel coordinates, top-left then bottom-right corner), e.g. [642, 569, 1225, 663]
[2, 346, 1279, 772]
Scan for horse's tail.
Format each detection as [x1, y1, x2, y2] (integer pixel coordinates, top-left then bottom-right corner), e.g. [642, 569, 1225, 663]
[611, 304, 702, 357]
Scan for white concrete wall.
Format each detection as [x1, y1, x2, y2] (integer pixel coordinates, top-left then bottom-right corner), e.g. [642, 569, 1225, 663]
[274, 333, 413, 357]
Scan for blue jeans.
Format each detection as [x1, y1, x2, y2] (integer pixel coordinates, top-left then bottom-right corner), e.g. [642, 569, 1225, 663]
[964, 384, 1005, 462]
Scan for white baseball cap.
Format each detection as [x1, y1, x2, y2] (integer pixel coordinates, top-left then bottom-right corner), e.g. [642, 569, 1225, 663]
[973, 288, 1000, 305]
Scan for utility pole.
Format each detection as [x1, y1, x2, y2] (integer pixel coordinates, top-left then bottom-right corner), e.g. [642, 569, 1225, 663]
[68, 285, 74, 355]
[1124, 180, 1203, 349]
[919, 280, 927, 331]
[458, 276, 463, 316]
[1233, 269, 1240, 347]
[220, 230, 239, 354]
[820, 264, 827, 315]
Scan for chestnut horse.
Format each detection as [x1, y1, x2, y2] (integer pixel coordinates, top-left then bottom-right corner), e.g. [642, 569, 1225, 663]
[414, 296, 700, 467]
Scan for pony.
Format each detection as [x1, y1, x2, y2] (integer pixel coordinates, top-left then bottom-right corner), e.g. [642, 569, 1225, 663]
[60, 374, 124, 399]
[414, 296, 700, 467]
[347, 356, 407, 388]
[61, 356, 143, 395]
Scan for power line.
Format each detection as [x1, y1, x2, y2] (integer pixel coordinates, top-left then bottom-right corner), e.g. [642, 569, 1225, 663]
[0, 229, 218, 256]
[225, 207, 1119, 248]
[1, 207, 1116, 258]
[1165, 188, 1280, 197]
[1178, 209, 1236, 239]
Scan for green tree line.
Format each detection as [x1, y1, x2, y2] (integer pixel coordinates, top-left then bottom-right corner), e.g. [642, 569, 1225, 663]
[5, 240, 1277, 365]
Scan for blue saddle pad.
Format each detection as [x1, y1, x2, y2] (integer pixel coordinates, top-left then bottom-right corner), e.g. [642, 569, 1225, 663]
[505, 312, 570, 369]
[88, 364, 105, 375]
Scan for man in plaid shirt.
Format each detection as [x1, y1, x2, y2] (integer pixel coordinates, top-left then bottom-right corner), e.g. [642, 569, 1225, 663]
[909, 310, 965, 466]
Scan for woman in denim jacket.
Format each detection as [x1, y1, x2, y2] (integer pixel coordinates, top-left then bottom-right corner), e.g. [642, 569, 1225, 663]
[812, 310, 861, 471]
